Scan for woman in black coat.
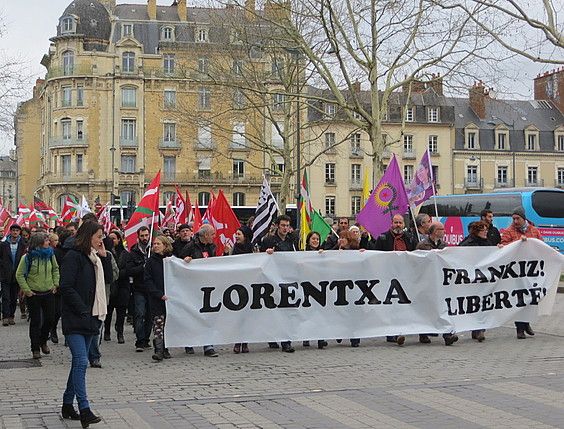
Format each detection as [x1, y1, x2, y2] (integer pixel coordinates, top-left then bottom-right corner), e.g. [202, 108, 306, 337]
[104, 230, 129, 343]
[459, 220, 493, 342]
[144, 235, 173, 361]
[60, 221, 111, 427]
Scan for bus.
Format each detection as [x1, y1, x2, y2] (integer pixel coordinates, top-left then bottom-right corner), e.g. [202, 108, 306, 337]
[108, 204, 298, 229]
[418, 188, 564, 252]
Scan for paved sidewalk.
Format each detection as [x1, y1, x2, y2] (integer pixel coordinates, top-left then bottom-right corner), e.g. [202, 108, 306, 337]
[1, 287, 564, 428]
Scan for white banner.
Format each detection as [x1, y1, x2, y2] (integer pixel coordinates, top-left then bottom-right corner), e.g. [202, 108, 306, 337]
[164, 239, 564, 347]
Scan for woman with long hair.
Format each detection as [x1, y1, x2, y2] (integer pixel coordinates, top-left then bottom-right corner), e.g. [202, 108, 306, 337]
[16, 232, 59, 359]
[59, 221, 111, 427]
[145, 235, 173, 361]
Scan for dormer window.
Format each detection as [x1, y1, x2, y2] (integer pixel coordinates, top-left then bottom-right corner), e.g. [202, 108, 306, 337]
[123, 24, 133, 37]
[324, 103, 336, 118]
[197, 28, 208, 43]
[61, 16, 76, 34]
[404, 106, 414, 122]
[524, 126, 539, 151]
[161, 26, 174, 41]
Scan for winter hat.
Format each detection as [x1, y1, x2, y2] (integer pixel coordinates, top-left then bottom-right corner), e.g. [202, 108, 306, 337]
[512, 206, 526, 220]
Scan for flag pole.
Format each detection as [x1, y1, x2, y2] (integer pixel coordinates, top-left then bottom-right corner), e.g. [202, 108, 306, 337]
[148, 210, 156, 258]
[427, 150, 439, 219]
[409, 206, 421, 242]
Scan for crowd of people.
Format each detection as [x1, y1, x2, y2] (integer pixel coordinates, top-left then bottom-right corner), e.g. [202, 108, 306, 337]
[0, 206, 543, 427]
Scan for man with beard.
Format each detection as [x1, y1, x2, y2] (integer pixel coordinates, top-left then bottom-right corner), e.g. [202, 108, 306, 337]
[323, 217, 349, 250]
[480, 209, 501, 245]
[172, 223, 193, 257]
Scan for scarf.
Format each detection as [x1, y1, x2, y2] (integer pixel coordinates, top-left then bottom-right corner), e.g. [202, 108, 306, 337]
[89, 249, 107, 321]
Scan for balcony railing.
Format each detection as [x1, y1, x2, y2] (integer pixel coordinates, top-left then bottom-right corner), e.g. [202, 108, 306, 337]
[325, 179, 336, 186]
[555, 179, 564, 188]
[525, 178, 544, 187]
[494, 179, 514, 188]
[350, 149, 363, 158]
[464, 178, 483, 190]
[194, 141, 216, 150]
[46, 64, 93, 80]
[159, 138, 181, 149]
[120, 137, 138, 148]
[403, 150, 416, 159]
[350, 180, 363, 190]
[48, 137, 88, 149]
[155, 172, 264, 185]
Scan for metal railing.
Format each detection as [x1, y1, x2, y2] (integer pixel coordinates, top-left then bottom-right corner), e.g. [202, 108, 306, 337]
[46, 64, 93, 79]
[525, 178, 544, 187]
[48, 137, 88, 149]
[494, 179, 514, 188]
[159, 138, 181, 149]
[464, 178, 483, 189]
[119, 137, 138, 148]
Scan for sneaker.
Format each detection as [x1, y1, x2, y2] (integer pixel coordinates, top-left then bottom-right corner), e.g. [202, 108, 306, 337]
[476, 332, 485, 342]
[142, 342, 151, 349]
[2, 319, 9, 327]
[204, 349, 218, 357]
[396, 336, 406, 346]
[317, 340, 328, 349]
[302, 341, 310, 347]
[241, 344, 249, 353]
[135, 345, 144, 352]
[117, 333, 125, 344]
[32, 351, 41, 359]
[103, 332, 111, 341]
[41, 344, 51, 355]
[419, 335, 431, 344]
[281, 345, 295, 353]
[8, 318, 15, 325]
[185, 347, 194, 354]
[444, 334, 458, 346]
[268, 342, 280, 349]
[50, 330, 59, 344]
[90, 359, 102, 368]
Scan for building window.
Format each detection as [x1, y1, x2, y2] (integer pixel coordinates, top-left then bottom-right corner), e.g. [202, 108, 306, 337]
[467, 165, 478, 184]
[198, 57, 208, 74]
[404, 107, 414, 122]
[403, 134, 413, 154]
[351, 164, 361, 185]
[324, 103, 336, 118]
[325, 196, 336, 216]
[61, 155, 71, 176]
[76, 120, 84, 140]
[325, 163, 335, 183]
[557, 168, 564, 186]
[233, 192, 245, 206]
[233, 159, 245, 178]
[271, 122, 284, 148]
[233, 59, 243, 76]
[557, 135, 564, 151]
[271, 58, 284, 77]
[232, 122, 246, 149]
[163, 123, 176, 142]
[62, 51, 74, 75]
[404, 165, 413, 184]
[76, 85, 84, 106]
[428, 135, 438, 153]
[121, 119, 136, 141]
[325, 132, 336, 149]
[527, 166, 538, 185]
[120, 191, 135, 205]
[350, 133, 361, 154]
[198, 158, 211, 179]
[76, 154, 83, 173]
[467, 131, 476, 149]
[164, 90, 176, 108]
[121, 155, 136, 173]
[271, 157, 285, 175]
[198, 191, 210, 206]
[233, 89, 245, 108]
[121, 87, 136, 108]
[197, 28, 208, 42]
[497, 132, 508, 150]
[163, 156, 176, 180]
[527, 133, 537, 151]
[162, 26, 174, 41]
[198, 87, 211, 109]
[197, 125, 212, 149]
[122, 52, 135, 73]
[497, 166, 508, 186]
[351, 196, 361, 215]
[432, 165, 439, 184]
[123, 24, 133, 37]
[163, 54, 175, 74]
[427, 107, 439, 123]
[61, 17, 75, 33]
[61, 119, 72, 140]
[62, 86, 72, 107]
[273, 93, 286, 111]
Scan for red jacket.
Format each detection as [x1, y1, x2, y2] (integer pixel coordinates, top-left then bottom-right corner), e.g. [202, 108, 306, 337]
[501, 223, 542, 245]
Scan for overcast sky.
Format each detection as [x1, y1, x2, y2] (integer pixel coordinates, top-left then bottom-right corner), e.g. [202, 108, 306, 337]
[0, 0, 559, 155]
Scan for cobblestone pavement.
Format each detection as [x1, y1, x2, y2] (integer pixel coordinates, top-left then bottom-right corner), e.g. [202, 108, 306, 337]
[1, 288, 564, 428]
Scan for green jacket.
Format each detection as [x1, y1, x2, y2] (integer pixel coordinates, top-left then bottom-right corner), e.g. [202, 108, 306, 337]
[15, 254, 60, 294]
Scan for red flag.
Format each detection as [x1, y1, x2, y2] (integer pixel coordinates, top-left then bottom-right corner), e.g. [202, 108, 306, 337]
[192, 199, 202, 233]
[60, 195, 80, 224]
[34, 197, 59, 222]
[15, 204, 31, 228]
[202, 191, 216, 225]
[124, 171, 161, 249]
[97, 203, 117, 234]
[0, 200, 13, 234]
[209, 190, 241, 256]
[185, 191, 193, 224]
[163, 194, 175, 227]
[173, 186, 187, 226]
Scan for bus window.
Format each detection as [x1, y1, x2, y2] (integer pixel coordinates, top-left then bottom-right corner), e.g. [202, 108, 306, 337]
[532, 191, 564, 219]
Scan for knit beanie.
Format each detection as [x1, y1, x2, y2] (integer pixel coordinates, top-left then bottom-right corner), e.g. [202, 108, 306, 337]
[512, 206, 526, 220]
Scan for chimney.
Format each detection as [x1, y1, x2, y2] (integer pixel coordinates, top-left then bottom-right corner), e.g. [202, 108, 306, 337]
[264, 0, 290, 21]
[177, 0, 187, 21]
[148, 0, 157, 20]
[469, 81, 489, 120]
[534, 67, 564, 114]
[402, 78, 426, 94]
[245, 0, 255, 19]
[352, 81, 361, 93]
[429, 73, 443, 95]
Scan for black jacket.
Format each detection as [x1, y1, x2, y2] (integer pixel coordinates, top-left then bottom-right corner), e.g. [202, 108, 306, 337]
[145, 253, 166, 317]
[172, 237, 191, 258]
[60, 249, 112, 336]
[260, 232, 297, 252]
[459, 235, 493, 247]
[125, 243, 149, 294]
[487, 225, 501, 246]
[180, 236, 217, 260]
[371, 230, 418, 251]
[0, 238, 26, 284]
[322, 232, 340, 250]
[110, 245, 131, 307]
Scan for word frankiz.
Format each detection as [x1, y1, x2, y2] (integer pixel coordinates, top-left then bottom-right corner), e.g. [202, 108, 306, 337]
[199, 279, 411, 313]
[442, 260, 545, 286]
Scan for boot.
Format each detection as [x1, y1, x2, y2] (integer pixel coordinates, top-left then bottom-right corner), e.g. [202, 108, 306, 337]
[117, 333, 124, 344]
[50, 329, 59, 344]
[79, 407, 101, 428]
[152, 339, 164, 361]
[163, 348, 171, 359]
[524, 324, 535, 336]
[516, 328, 526, 339]
[241, 343, 249, 353]
[61, 403, 80, 420]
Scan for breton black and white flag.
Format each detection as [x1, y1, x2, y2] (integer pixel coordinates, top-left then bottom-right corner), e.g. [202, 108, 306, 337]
[252, 177, 279, 244]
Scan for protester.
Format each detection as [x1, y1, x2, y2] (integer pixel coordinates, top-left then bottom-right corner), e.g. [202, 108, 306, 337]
[145, 235, 173, 361]
[104, 230, 129, 344]
[60, 221, 111, 426]
[323, 217, 349, 250]
[500, 207, 543, 339]
[15, 232, 59, 359]
[126, 227, 152, 352]
[372, 214, 418, 346]
[480, 209, 501, 245]
[260, 215, 297, 353]
[51, 230, 71, 344]
[172, 223, 193, 257]
[414, 213, 431, 239]
[180, 224, 219, 357]
[0, 224, 27, 326]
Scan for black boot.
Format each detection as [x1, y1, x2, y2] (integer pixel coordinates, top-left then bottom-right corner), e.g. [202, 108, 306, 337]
[79, 408, 101, 428]
[152, 339, 164, 361]
[61, 403, 80, 420]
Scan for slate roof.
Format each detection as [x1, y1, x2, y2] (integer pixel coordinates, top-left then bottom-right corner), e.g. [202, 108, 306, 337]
[59, 0, 112, 48]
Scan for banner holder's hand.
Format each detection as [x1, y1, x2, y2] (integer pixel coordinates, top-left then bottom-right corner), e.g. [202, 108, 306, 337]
[183, 256, 192, 263]
[266, 248, 274, 255]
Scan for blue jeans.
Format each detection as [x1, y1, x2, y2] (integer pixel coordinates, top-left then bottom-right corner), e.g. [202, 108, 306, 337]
[63, 334, 94, 411]
[88, 321, 102, 363]
[133, 292, 151, 346]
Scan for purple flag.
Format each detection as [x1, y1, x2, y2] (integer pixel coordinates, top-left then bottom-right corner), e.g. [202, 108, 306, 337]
[406, 149, 435, 208]
[356, 155, 409, 237]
